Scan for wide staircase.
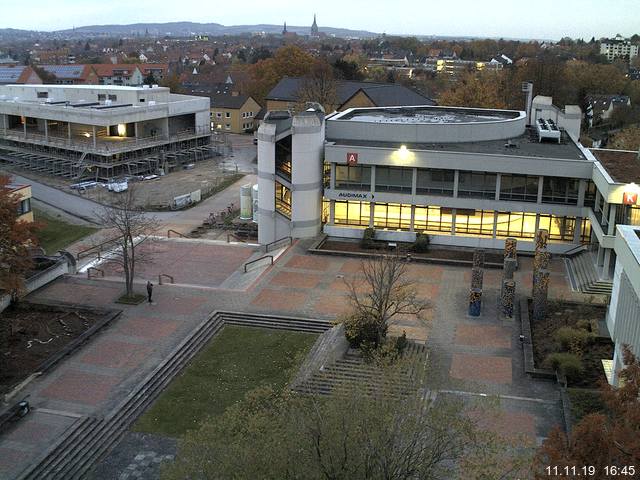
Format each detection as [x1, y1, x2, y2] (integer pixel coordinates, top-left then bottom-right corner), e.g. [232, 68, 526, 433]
[565, 250, 613, 295]
[292, 341, 429, 398]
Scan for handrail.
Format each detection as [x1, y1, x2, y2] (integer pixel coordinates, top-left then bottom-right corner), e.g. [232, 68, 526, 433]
[227, 233, 245, 243]
[87, 267, 104, 279]
[564, 244, 587, 257]
[158, 273, 174, 285]
[167, 229, 188, 238]
[243, 255, 274, 273]
[264, 236, 293, 253]
[76, 235, 122, 261]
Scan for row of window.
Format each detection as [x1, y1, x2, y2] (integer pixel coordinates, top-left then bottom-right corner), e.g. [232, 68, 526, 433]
[212, 111, 256, 119]
[331, 200, 589, 243]
[17, 198, 31, 216]
[333, 165, 584, 205]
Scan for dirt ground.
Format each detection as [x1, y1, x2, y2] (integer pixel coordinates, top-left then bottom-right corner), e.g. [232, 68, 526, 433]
[0, 305, 105, 394]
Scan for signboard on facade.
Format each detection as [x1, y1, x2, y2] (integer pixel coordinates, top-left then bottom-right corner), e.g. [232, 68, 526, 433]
[623, 191, 638, 205]
[336, 191, 372, 201]
[346, 152, 358, 166]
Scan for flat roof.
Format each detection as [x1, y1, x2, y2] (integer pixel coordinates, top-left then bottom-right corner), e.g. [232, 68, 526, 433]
[328, 130, 587, 161]
[2, 84, 168, 92]
[331, 105, 521, 124]
[590, 148, 640, 184]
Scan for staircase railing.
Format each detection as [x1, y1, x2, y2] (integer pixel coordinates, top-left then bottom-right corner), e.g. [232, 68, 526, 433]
[158, 273, 174, 285]
[564, 244, 587, 257]
[167, 229, 189, 238]
[264, 236, 292, 253]
[87, 267, 104, 279]
[243, 255, 274, 273]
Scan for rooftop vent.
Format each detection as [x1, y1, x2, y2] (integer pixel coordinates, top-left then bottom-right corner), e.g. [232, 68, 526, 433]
[264, 110, 291, 121]
[536, 118, 561, 143]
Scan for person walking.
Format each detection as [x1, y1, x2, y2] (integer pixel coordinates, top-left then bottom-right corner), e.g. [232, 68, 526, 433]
[146, 281, 154, 303]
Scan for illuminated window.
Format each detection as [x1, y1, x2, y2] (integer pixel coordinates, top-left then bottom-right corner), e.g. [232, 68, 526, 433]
[454, 209, 495, 236]
[496, 212, 537, 239]
[581, 219, 592, 244]
[275, 182, 291, 218]
[539, 214, 576, 242]
[414, 205, 453, 233]
[334, 201, 370, 226]
[373, 203, 411, 230]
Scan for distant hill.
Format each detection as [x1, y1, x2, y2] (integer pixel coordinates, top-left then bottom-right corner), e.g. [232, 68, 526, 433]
[0, 21, 379, 40]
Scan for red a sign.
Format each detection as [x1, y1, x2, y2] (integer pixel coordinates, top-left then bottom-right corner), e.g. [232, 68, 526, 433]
[346, 152, 358, 166]
[623, 191, 638, 205]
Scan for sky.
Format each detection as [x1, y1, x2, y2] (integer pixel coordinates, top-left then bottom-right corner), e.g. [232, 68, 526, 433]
[1, 0, 638, 40]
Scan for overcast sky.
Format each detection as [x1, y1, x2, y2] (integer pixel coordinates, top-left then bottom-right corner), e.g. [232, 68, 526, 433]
[1, 0, 637, 40]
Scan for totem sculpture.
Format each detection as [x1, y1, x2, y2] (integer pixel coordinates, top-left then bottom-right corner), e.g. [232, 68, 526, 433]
[532, 269, 550, 321]
[501, 238, 518, 317]
[468, 249, 485, 316]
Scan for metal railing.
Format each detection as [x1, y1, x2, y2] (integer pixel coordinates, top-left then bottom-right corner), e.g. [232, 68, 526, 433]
[564, 244, 587, 257]
[76, 236, 122, 261]
[167, 229, 189, 238]
[264, 236, 293, 253]
[243, 255, 274, 273]
[158, 273, 174, 285]
[87, 267, 104, 279]
[227, 233, 245, 243]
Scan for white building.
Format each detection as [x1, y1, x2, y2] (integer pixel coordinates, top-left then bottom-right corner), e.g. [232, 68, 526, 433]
[600, 34, 639, 61]
[0, 84, 212, 179]
[607, 224, 640, 385]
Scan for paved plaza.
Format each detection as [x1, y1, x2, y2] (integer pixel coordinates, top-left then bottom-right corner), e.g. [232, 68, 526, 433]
[0, 237, 577, 478]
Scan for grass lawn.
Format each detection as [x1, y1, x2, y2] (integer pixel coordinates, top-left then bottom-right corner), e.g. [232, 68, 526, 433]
[133, 326, 318, 437]
[33, 207, 97, 254]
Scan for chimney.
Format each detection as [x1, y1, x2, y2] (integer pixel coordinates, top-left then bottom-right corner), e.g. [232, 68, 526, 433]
[232, 91, 239, 97]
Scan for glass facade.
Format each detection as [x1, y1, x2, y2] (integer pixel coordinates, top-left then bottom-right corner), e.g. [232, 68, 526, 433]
[495, 212, 537, 239]
[334, 200, 370, 226]
[335, 165, 371, 190]
[538, 214, 575, 242]
[454, 209, 496, 236]
[375, 167, 412, 193]
[457, 171, 497, 199]
[584, 181, 597, 208]
[542, 177, 579, 205]
[414, 206, 453, 233]
[275, 182, 291, 218]
[373, 203, 412, 230]
[500, 174, 539, 202]
[416, 169, 454, 196]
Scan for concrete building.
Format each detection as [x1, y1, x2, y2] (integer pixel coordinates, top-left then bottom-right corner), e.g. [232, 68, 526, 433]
[257, 103, 640, 289]
[0, 84, 213, 180]
[8, 182, 33, 223]
[600, 34, 639, 61]
[607, 224, 640, 385]
[210, 92, 261, 133]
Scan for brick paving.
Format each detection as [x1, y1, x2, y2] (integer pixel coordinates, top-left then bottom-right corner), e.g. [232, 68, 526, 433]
[0, 238, 577, 478]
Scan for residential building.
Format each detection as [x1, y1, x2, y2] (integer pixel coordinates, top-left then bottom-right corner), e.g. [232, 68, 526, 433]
[92, 64, 144, 86]
[0, 66, 43, 85]
[607, 224, 640, 385]
[264, 77, 435, 115]
[210, 92, 261, 133]
[600, 34, 639, 61]
[257, 101, 639, 286]
[39, 65, 99, 85]
[8, 183, 33, 223]
[586, 94, 631, 126]
[0, 84, 212, 180]
[139, 64, 168, 83]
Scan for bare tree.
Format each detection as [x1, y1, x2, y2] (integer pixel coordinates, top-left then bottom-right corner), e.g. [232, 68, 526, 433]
[296, 61, 338, 113]
[95, 186, 158, 298]
[345, 253, 429, 346]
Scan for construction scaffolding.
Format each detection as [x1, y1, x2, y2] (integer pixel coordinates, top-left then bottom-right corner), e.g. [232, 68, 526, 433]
[0, 133, 225, 181]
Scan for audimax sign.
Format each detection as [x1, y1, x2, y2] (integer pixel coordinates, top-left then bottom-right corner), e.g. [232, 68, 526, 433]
[336, 191, 373, 200]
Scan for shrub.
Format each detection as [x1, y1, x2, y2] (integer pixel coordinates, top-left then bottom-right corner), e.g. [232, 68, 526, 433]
[554, 327, 593, 353]
[343, 312, 379, 348]
[410, 233, 430, 253]
[395, 331, 409, 355]
[544, 352, 584, 380]
[361, 227, 376, 249]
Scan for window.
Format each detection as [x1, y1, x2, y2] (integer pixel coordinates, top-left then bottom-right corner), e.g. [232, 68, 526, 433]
[373, 203, 412, 230]
[225, 124, 231, 130]
[538, 215, 576, 242]
[17, 198, 31, 215]
[375, 167, 412, 193]
[457, 171, 497, 199]
[98, 94, 106, 101]
[335, 165, 371, 190]
[139, 98, 145, 102]
[542, 177, 579, 205]
[414, 206, 453, 233]
[216, 112, 222, 118]
[334, 201, 370, 226]
[416, 169, 454, 196]
[495, 212, 537, 239]
[499, 174, 539, 202]
[584, 181, 597, 208]
[225, 112, 231, 118]
[242, 112, 246, 118]
[37, 91, 48, 99]
[275, 182, 291, 218]
[454, 209, 495, 236]
[108, 94, 117, 101]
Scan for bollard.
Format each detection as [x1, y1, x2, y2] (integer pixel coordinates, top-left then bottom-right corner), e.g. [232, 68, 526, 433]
[468, 288, 482, 317]
[501, 280, 515, 317]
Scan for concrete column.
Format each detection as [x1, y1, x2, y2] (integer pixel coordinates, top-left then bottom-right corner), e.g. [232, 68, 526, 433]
[67, 122, 71, 140]
[410, 204, 415, 232]
[92, 125, 97, 148]
[23, 118, 27, 138]
[134, 122, 139, 143]
[608, 204, 617, 236]
[369, 202, 375, 228]
[577, 180, 586, 207]
[574, 217, 583, 244]
[492, 211, 498, 238]
[44, 119, 48, 142]
[594, 189, 601, 211]
[603, 249, 612, 280]
[537, 176, 544, 203]
[329, 200, 335, 224]
[330, 163, 335, 190]
[411, 167, 417, 197]
[451, 209, 456, 235]
[597, 244, 605, 268]
[370, 165, 376, 195]
[453, 170, 459, 198]
[495, 173, 501, 201]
